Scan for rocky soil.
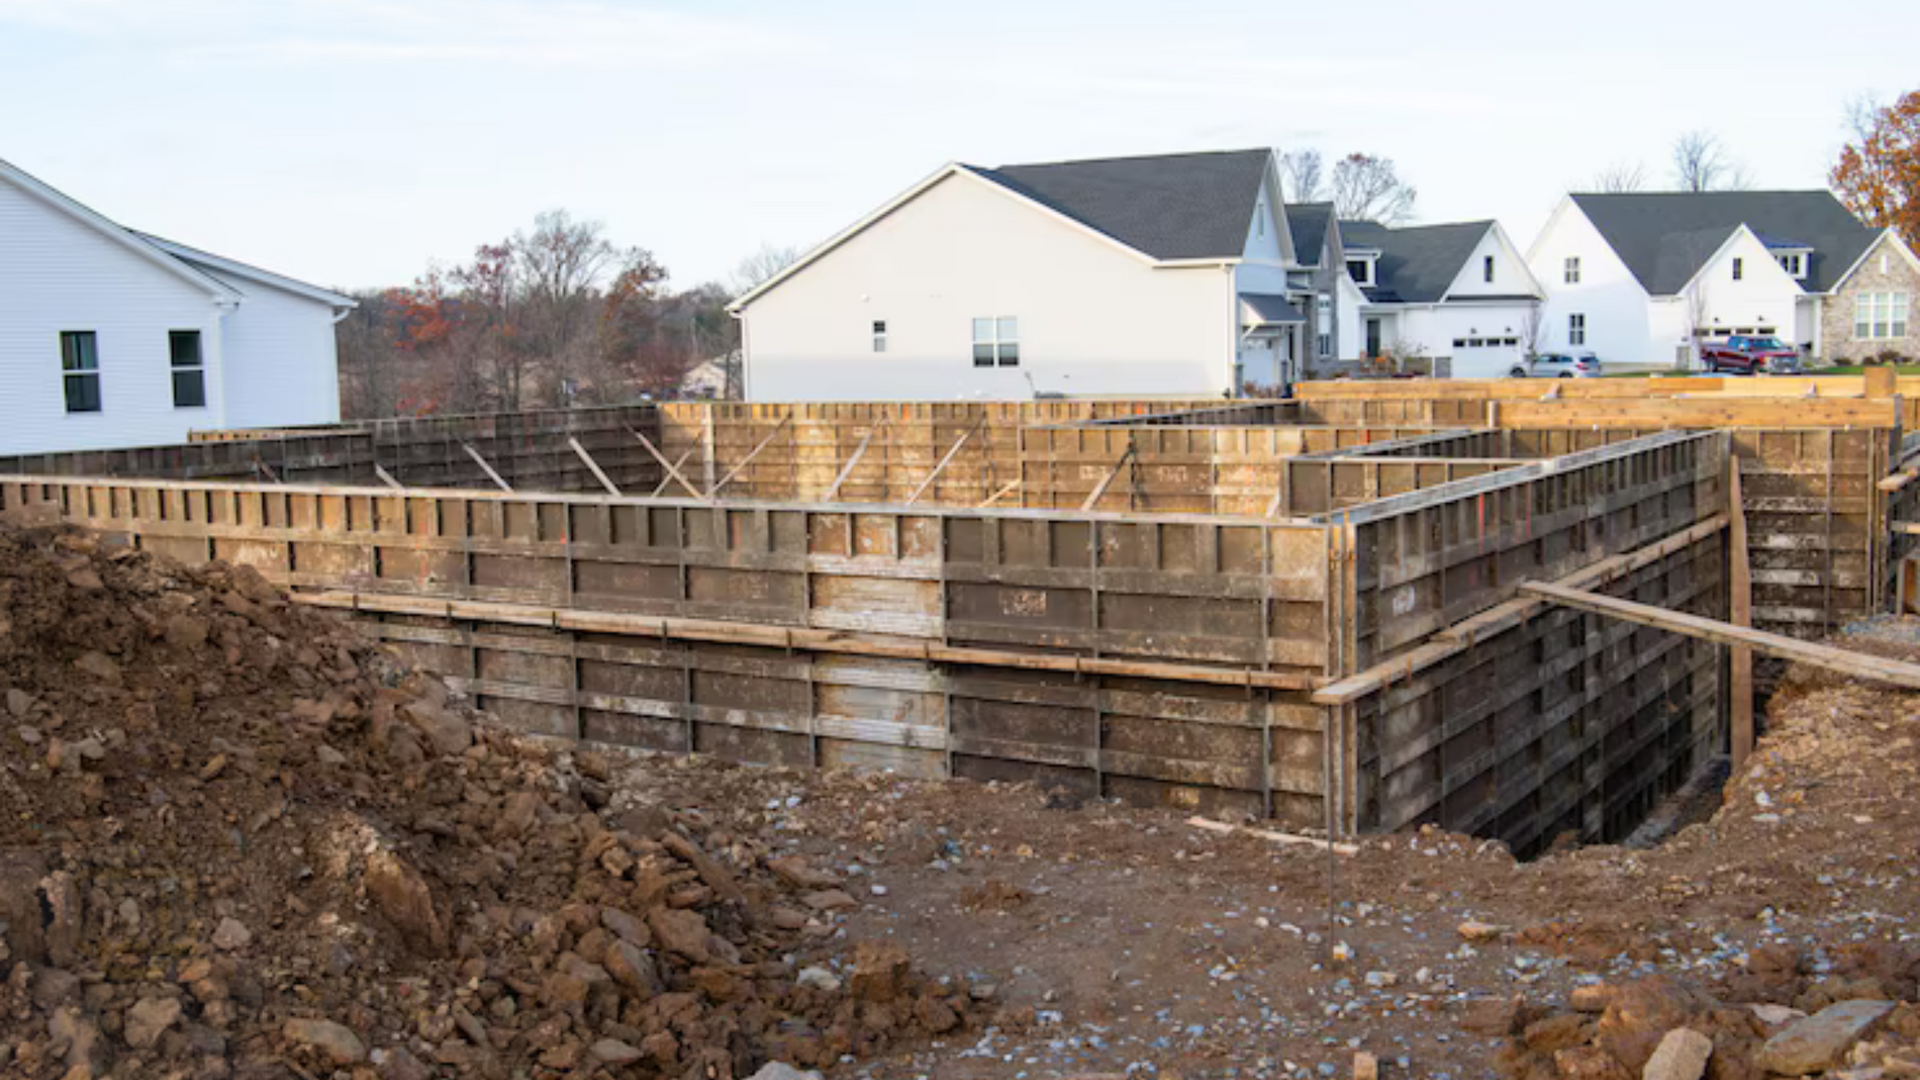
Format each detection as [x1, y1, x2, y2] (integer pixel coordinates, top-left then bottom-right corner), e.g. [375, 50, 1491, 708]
[4, 520, 1919, 1080]
[0, 526, 981, 1080]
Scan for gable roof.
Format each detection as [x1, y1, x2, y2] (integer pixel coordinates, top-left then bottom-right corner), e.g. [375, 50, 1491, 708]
[135, 232, 355, 309]
[1569, 191, 1878, 295]
[966, 149, 1273, 261]
[1339, 219, 1495, 304]
[1, 157, 240, 302]
[1286, 202, 1334, 266]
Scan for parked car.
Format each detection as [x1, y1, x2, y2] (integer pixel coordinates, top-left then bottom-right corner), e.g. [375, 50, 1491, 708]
[1698, 335, 1804, 375]
[1509, 352, 1602, 378]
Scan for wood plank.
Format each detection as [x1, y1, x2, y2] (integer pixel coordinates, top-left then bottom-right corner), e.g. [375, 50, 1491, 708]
[1729, 459, 1753, 767]
[630, 427, 707, 500]
[569, 437, 622, 496]
[461, 442, 513, 492]
[906, 418, 984, 505]
[1081, 445, 1135, 511]
[709, 414, 792, 497]
[823, 423, 880, 501]
[1519, 580, 1920, 689]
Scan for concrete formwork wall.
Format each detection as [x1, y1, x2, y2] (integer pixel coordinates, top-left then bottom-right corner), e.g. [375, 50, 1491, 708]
[0, 404, 667, 494]
[0, 476, 1339, 822]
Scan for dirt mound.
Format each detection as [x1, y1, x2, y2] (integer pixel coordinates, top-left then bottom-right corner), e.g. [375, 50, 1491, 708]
[0, 526, 979, 1079]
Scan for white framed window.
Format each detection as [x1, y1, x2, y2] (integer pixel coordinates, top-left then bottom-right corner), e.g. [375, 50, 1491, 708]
[1315, 293, 1332, 358]
[1256, 202, 1264, 238]
[169, 330, 205, 407]
[1568, 313, 1587, 346]
[1855, 292, 1911, 340]
[1732, 257, 1743, 281]
[1483, 255, 1495, 283]
[1564, 257, 1580, 284]
[872, 320, 887, 353]
[1776, 253, 1805, 278]
[972, 316, 1019, 367]
[1346, 259, 1371, 286]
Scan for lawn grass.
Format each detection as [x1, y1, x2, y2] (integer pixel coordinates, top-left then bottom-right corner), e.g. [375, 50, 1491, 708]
[1809, 363, 1920, 376]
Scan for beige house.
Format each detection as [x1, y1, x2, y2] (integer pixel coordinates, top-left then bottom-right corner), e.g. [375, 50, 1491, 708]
[1820, 231, 1920, 363]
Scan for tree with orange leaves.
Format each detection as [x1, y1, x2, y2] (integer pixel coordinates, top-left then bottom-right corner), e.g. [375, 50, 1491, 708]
[1831, 91, 1920, 249]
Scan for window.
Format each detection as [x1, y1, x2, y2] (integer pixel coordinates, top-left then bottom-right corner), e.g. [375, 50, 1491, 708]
[1483, 255, 1495, 283]
[1315, 294, 1332, 358]
[1347, 259, 1371, 285]
[1256, 202, 1264, 238]
[1855, 292, 1911, 340]
[1564, 257, 1580, 284]
[871, 320, 887, 353]
[60, 331, 100, 413]
[972, 316, 1019, 367]
[1568, 313, 1587, 346]
[168, 330, 206, 407]
[1732, 257, 1743, 281]
[1777, 253, 1804, 277]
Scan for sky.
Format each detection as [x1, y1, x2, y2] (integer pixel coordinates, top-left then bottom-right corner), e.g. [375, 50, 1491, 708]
[1, 0, 1912, 295]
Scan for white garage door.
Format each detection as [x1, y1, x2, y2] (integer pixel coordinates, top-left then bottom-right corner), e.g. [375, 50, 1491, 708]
[1450, 335, 1524, 379]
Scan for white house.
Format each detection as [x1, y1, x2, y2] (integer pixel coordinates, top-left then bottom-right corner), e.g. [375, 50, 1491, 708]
[0, 157, 355, 455]
[1336, 219, 1544, 377]
[1526, 191, 1909, 368]
[730, 149, 1326, 400]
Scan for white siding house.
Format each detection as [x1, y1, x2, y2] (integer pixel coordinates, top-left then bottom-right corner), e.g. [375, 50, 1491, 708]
[1527, 191, 1892, 368]
[1337, 219, 1544, 377]
[732, 150, 1311, 400]
[0, 158, 353, 455]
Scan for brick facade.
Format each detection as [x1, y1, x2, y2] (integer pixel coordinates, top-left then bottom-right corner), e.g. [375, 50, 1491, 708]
[1820, 233, 1920, 364]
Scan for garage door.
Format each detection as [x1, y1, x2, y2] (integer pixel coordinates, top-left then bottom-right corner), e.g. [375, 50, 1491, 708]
[1450, 335, 1523, 379]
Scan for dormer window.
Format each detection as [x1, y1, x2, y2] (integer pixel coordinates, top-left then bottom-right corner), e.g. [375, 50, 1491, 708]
[1776, 252, 1807, 279]
[1347, 259, 1372, 286]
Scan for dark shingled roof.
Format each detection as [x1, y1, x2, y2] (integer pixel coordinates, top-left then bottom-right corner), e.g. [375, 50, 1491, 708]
[1339, 219, 1494, 304]
[1570, 191, 1878, 295]
[1240, 293, 1305, 324]
[967, 149, 1271, 260]
[1286, 202, 1334, 266]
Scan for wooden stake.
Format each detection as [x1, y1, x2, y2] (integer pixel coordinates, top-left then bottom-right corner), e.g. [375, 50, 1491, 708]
[569, 436, 622, 497]
[628, 426, 705, 500]
[823, 423, 880, 501]
[979, 479, 1022, 507]
[1081, 444, 1135, 511]
[709, 414, 791, 497]
[1185, 815, 1359, 856]
[1519, 580, 1920, 689]
[906, 417, 984, 505]
[373, 464, 404, 490]
[1728, 459, 1753, 767]
[460, 442, 512, 492]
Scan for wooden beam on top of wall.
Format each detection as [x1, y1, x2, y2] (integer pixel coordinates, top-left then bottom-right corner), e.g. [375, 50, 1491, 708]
[569, 437, 622, 497]
[460, 442, 513, 492]
[906, 417, 985, 505]
[1895, 522, 1920, 535]
[1519, 580, 1920, 690]
[709, 414, 791, 497]
[1728, 459, 1754, 767]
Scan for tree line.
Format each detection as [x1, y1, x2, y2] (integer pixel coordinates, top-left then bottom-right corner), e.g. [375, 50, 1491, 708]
[336, 212, 797, 419]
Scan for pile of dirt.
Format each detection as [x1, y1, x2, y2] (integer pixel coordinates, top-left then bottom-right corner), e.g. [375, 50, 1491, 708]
[0, 526, 981, 1080]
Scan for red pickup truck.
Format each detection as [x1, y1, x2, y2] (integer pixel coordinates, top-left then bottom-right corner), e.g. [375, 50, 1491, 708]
[1699, 335, 1803, 375]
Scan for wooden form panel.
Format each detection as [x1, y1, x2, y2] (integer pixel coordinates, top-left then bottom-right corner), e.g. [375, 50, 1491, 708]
[354, 612, 1330, 823]
[0, 477, 1334, 680]
[1348, 531, 1724, 857]
[1337, 431, 1726, 669]
[0, 431, 377, 484]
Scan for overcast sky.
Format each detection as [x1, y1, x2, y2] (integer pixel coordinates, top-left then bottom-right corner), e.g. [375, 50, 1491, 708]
[2, 0, 1911, 294]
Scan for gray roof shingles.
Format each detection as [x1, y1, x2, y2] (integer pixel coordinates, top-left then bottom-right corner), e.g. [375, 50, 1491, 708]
[967, 149, 1271, 261]
[1339, 219, 1494, 304]
[1286, 202, 1333, 266]
[1570, 191, 1878, 295]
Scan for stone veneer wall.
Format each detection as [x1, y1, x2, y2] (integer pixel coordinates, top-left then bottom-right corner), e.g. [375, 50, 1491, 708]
[1821, 233, 1920, 364]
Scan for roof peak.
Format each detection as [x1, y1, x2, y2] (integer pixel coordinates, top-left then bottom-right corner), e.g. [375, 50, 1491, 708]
[986, 147, 1270, 171]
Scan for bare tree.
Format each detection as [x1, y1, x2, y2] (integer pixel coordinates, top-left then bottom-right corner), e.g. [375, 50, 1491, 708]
[1330, 153, 1417, 224]
[730, 243, 803, 297]
[1280, 149, 1325, 203]
[1520, 303, 1549, 359]
[1590, 161, 1648, 193]
[1671, 130, 1750, 192]
[511, 210, 644, 406]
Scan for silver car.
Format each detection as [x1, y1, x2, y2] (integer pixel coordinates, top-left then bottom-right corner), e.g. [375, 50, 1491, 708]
[1509, 352, 1602, 378]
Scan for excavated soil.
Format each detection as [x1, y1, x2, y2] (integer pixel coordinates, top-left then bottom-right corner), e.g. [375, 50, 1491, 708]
[3, 522, 1918, 1080]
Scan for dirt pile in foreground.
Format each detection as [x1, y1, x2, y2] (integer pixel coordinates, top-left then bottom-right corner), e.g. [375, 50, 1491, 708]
[0, 526, 980, 1079]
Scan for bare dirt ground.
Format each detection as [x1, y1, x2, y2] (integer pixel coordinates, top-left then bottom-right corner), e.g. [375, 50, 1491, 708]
[1, 522, 1916, 1079]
